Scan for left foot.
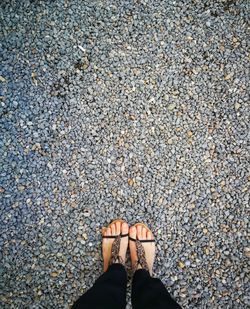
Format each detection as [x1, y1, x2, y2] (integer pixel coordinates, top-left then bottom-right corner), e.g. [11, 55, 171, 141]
[102, 220, 129, 272]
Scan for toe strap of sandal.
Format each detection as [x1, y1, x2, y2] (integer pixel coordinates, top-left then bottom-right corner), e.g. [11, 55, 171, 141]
[129, 236, 155, 243]
[109, 234, 127, 266]
[103, 233, 129, 239]
[132, 240, 149, 274]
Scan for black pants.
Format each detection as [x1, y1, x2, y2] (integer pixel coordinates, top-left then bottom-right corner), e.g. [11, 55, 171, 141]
[72, 264, 182, 309]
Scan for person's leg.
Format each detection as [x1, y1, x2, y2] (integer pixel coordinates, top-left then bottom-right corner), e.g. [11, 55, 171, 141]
[132, 269, 182, 309]
[72, 220, 129, 309]
[72, 263, 127, 309]
[129, 224, 182, 309]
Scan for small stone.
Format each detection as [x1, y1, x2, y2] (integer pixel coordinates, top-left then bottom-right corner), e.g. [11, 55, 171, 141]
[70, 201, 78, 208]
[82, 233, 88, 240]
[187, 130, 193, 137]
[203, 228, 208, 234]
[219, 44, 225, 52]
[50, 271, 59, 278]
[235, 103, 241, 110]
[220, 180, 226, 187]
[12, 202, 19, 208]
[0, 76, 6, 82]
[188, 203, 196, 209]
[39, 218, 45, 225]
[168, 103, 176, 111]
[129, 115, 136, 120]
[18, 185, 25, 192]
[178, 261, 185, 269]
[185, 260, 191, 267]
[82, 58, 89, 70]
[224, 73, 233, 80]
[128, 178, 135, 186]
[243, 247, 250, 258]
[47, 162, 53, 170]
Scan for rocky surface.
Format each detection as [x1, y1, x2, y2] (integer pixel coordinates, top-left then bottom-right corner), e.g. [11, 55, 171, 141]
[0, 0, 249, 308]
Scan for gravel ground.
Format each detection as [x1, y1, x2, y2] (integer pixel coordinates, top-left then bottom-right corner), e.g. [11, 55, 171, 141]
[0, 0, 249, 308]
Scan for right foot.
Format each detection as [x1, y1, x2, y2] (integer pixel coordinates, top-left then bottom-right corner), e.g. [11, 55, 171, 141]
[102, 220, 129, 272]
[129, 224, 155, 275]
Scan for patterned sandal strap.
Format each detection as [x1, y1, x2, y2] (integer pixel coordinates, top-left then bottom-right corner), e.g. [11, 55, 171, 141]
[103, 233, 128, 239]
[132, 240, 149, 273]
[129, 236, 155, 243]
[109, 235, 125, 266]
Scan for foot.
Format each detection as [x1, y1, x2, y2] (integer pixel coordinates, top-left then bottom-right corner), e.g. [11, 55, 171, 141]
[129, 224, 155, 275]
[102, 221, 129, 272]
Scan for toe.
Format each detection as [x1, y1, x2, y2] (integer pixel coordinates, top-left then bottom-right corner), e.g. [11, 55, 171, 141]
[129, 226, 138, 264]
[116, 221, 121, 235]
[142, 227, 147, 239]
[111, 223, 116, 236]
[129, 226, 136, 239]
[106, 227, 111, 236]
[103, 227, 111, 245]
[137, 225, 142, 240]
[147, 230, 154, 240]
[121, 222, 129, 235]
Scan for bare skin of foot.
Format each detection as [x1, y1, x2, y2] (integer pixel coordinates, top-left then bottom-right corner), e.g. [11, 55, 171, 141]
[129, 224, 155, 275]
[102, 221, 129, 272]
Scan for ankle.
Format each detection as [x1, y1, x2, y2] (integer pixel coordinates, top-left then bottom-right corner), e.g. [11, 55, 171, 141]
[110, 255, 125, 266]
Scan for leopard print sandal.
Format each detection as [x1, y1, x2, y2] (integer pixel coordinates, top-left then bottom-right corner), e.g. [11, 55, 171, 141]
[102, 219, 129, 266]
[129, 223, 155, 274]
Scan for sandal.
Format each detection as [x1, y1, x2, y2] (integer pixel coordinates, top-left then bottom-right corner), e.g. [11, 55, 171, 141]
[102, 219, 129, 266]
[129, 223, 155, 274]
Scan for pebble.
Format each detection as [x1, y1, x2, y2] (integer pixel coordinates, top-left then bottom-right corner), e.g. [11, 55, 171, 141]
[168, 103, 176, 111]
[243, 247, 250, 258]
[235, 103, 241, 110]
